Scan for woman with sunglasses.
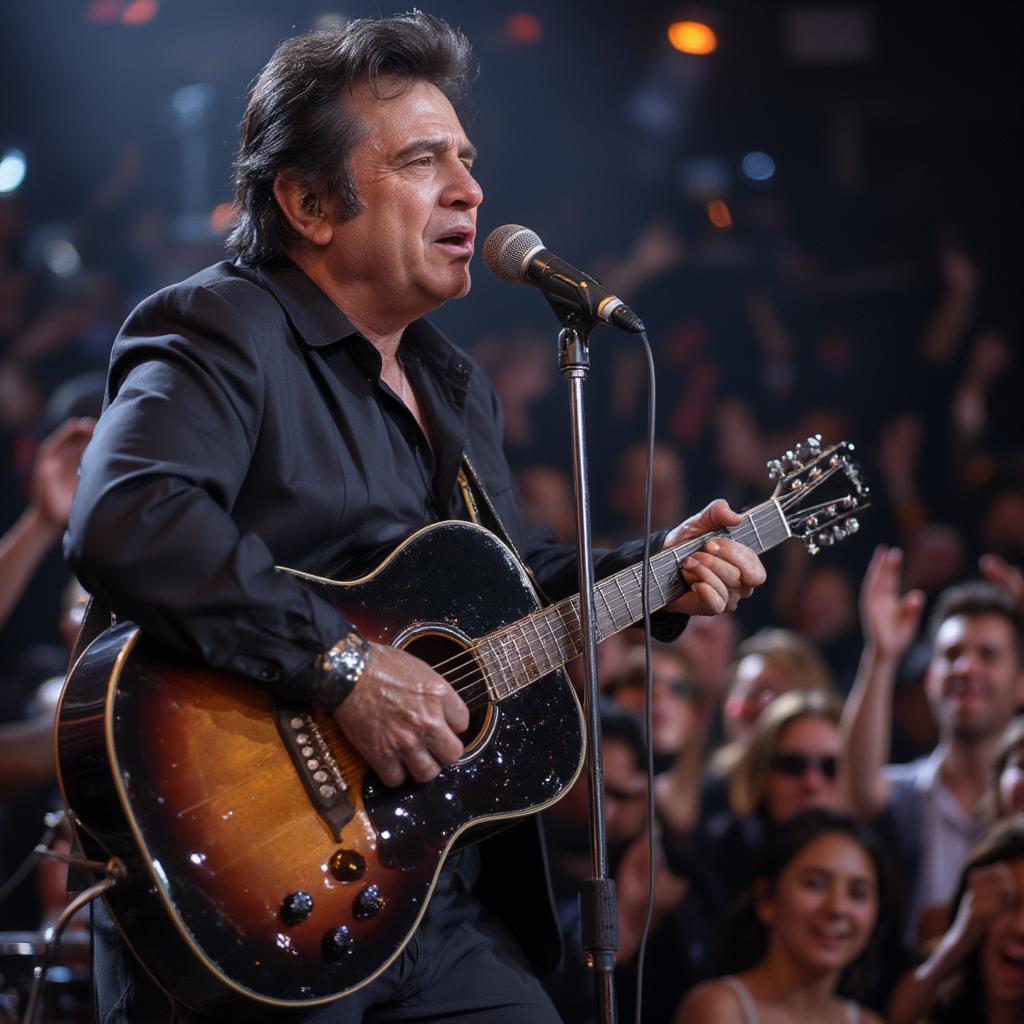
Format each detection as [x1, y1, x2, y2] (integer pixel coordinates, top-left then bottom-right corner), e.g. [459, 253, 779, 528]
[676, 809, 887, 1024]
[888, 815, 1024, 1024]
[699, 689, 847, 903]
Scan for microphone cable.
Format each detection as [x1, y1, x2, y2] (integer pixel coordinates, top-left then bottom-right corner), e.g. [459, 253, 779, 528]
[633, 328, 657, 1024]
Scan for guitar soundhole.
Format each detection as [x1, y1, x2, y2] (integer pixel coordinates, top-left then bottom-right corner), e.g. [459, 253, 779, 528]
[400, 632, 495, 757]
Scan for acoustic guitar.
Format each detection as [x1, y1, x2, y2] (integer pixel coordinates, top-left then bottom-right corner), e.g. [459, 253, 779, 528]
[57, 436, 867, 1018]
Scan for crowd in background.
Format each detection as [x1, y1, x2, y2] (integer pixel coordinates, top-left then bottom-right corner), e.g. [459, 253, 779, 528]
[0, 130, 1022, 1023]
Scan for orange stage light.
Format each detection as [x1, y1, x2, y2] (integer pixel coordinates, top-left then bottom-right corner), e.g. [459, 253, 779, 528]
[667, 21, 717, 55]
[121, 0, 159, 26]
[505, 13, 543, 44]
[707, 199, 732, 229]
[210, 203, 237, 234]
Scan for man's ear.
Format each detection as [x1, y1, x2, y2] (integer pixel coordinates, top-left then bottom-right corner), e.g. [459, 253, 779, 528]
[272, 175, 333, 246]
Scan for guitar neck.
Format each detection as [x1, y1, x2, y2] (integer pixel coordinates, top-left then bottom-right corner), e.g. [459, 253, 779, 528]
[476, 498, 791, 700]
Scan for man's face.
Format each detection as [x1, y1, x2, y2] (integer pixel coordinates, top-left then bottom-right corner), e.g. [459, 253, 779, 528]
[925, 614, 1024, 741]
[325, 78, 482, 323]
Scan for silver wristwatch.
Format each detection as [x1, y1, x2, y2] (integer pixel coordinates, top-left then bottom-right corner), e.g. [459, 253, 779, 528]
[314, 629, 370, 705]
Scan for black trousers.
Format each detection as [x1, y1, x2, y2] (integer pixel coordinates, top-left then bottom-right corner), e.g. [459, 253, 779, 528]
[92, 865, 562, 1023]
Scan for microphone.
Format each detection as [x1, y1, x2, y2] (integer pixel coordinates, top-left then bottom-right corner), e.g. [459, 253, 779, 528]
[482, 224, 645, 334]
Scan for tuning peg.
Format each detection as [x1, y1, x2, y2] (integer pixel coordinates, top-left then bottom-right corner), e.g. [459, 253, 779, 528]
[846, 518, 860, 534]
[832, 525, 848, 542]
[807, 434, 822, 451]
[767, 459, 785, 481]
[805, 540, 820, 555]
[818, 530, 835, 547]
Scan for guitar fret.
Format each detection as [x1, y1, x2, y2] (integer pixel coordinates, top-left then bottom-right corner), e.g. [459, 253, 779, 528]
[524, 614, 553, 680]
[597, 586, 616, 636]
[649, 566, 668, 605]
[611, 574, 634, 622]
[540, 607, 569, 663]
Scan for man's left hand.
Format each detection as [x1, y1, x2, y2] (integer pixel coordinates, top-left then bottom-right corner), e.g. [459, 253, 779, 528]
[662, 499, 766, 616]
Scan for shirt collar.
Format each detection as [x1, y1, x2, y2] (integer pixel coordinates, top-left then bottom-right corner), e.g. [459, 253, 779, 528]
[255, 258, 360, 348]
[253, 258, 474, 388]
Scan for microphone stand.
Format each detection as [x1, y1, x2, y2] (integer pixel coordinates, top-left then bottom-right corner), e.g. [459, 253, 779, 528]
[554, 309, 618, 1024]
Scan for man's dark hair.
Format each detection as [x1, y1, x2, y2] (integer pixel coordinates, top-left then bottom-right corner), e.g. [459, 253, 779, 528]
[226, 12, 476, 266]
[927, 580, 1024, 664]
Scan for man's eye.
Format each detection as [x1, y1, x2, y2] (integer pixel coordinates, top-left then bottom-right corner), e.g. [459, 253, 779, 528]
[411, 156, 434, 167]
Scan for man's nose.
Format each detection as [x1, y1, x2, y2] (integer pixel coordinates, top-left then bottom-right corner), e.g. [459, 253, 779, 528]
[444, 162, 483, 209]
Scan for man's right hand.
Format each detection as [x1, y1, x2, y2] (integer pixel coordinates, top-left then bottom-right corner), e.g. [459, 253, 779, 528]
[333, 643, 469, 787]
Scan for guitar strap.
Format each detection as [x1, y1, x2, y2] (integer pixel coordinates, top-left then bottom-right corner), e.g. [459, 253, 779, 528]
[458, 455, 554, 606]
[68, 593, 114, 675]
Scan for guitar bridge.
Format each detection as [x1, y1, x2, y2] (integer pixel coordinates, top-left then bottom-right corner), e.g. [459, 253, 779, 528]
[274, 703, 354, 840]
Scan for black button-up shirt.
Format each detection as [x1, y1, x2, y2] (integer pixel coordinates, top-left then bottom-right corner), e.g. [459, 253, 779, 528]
[66, 258, 681, 703]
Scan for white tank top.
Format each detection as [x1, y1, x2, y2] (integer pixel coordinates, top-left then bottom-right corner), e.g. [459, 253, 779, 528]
[722, 977, 862, 1024]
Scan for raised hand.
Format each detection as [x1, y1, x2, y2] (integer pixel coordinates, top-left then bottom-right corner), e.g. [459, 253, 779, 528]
[30, 418, 96, 531]
[947, 861, 1019, 955]
[979, 553, 1024, 619]
[860, 546, 925, 659]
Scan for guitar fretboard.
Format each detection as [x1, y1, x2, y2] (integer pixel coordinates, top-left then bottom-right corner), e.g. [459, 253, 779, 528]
[474, 499, 790, 700]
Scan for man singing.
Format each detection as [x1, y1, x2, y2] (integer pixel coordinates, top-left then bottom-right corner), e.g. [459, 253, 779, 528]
[66, 12, 765, 1021]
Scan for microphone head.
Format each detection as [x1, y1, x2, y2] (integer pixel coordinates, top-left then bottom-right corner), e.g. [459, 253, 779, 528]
[483, 224, 543, 283]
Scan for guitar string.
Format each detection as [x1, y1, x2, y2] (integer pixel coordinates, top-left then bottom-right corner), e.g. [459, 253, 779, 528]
[303, 477, 852, 773]
[324, 512, 784, 728]
[169, 477, 851, 814]
[309, 514, 790, 773]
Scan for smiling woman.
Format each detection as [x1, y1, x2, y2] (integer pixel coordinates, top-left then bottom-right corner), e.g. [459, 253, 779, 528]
[675, 809, 888, 1024]
[889, 815, 1024, 1024]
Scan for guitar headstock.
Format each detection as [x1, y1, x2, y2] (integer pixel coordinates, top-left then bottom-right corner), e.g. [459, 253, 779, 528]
[767, 436, 870, 555]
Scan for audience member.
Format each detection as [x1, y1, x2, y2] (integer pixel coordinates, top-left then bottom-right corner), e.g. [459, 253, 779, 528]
[888, 815, 1024, 1024]
[608, 441, 687, 541]
[708, 628, 834, 810]
[0, 418, 94, 630]
[606, 645, 708, 842]
[989, 718, 1024, 822]
[676, 809, 887, 1024]
[704, 689, 845, 902]
[516, 464, 577, 544]
[841, 547, 1024, 949]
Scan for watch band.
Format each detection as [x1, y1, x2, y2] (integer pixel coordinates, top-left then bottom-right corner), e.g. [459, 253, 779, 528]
[312, 628, 370, 707]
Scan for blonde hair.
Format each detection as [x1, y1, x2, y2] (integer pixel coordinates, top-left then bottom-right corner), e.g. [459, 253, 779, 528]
[725, 628, 833, 698]
[728, 689, 843, 818]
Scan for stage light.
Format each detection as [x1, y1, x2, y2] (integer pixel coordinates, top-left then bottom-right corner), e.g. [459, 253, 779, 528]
[667, 21, 717, 55]
[86, 0, 122, 22]
[707, 199, 732, 229]
[121, 0, 159, 26]
[43, 239, 82, 278]
[0, 150, 27, 194]
[209, 203, 236, 233]
[741, 151, 775, 182]
[504, 13, 543, 44]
